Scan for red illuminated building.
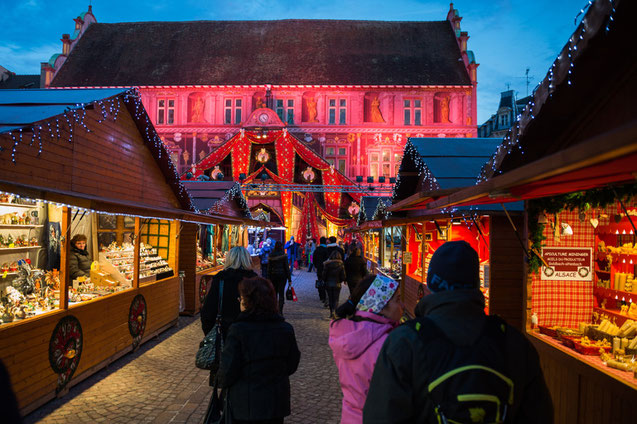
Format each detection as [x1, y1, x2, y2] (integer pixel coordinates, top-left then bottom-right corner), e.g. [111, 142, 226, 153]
[45, 4, 479, 182]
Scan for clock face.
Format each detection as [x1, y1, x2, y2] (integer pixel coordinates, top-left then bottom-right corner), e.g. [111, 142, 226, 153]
[258, 113, 269, 123]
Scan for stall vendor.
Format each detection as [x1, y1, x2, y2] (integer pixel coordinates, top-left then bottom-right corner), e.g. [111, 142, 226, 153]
[69, 234, 91, 279]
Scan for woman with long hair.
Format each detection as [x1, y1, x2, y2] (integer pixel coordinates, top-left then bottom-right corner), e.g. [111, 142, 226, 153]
[218, 276, 301, 424]
[267, 241, 291, 315]
[322, 250, 346, 319]
[201, 246, 257, 385]
[328, 274, 404, 424]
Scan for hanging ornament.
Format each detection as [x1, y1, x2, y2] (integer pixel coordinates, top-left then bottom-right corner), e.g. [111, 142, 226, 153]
[256, 148, 270, 163]
[302, 166, 316, 183]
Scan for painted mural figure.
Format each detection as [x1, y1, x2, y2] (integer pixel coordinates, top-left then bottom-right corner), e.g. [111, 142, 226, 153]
[306, 97, 319, 123]
[435, 94, 451, 123]
[370, 97, 385, 123]
[191, 96, 205, 123]
[255, 97, 265, 109]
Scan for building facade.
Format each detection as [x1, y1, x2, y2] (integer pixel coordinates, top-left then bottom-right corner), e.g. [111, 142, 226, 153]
[478, 89, 531, 138]
[46, 4, 479, 184]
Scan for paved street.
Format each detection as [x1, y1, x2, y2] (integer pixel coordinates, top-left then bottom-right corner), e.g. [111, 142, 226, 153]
[25, 268, 349, 424]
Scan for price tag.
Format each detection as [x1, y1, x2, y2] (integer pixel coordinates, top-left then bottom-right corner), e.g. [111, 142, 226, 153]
[403, 252, 412, 264]
[2, 271, 7, 279]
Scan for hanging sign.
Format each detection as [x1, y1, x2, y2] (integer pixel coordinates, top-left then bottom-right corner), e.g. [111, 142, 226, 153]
[403, 252, 412, 264]
[540, 247, 592, 281]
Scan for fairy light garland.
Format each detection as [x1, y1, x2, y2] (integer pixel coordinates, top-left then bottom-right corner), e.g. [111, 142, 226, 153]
[1, 87, 196, 212]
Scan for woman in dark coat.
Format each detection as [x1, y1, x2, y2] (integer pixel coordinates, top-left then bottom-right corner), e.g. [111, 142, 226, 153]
[322, 251, 346, 319]
[201, 246, 257, 384]
[69, 234, 91, 280]
[344, 247, 368, 294]
[267, 241, 291, 315]
[218, 276, 301, 424]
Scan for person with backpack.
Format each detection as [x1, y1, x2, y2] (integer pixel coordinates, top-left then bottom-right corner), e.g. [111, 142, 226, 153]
[363, 241, 553, 424]
[326, 236, 345, 260]
[267, 241, 292, 315]
[322, 250, 346, 319]
[313, 237, 329, 307]
[329, 274, 403, 424]
[344, 247, 368, 294]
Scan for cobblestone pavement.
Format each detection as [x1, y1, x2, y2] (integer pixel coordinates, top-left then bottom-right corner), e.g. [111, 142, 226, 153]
[25, 268, 349, 424]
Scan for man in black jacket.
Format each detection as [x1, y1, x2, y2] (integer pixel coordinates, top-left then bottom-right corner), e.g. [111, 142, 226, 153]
[363, 241, 553, 424]
[313, 237, 329, 306]
[326, 236, 345, 260]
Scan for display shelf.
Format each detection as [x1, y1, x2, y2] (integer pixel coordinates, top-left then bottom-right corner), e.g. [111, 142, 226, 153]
[0, 224, 43, 229]
[0, 203, 38, 209]
[593, 307, 633, 327]
[0, 246, 41, 251]
[594, 286, 637, 301]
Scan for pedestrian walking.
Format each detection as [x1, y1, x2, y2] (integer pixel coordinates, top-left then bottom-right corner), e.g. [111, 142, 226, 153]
[267, 241, 292, 315]
[344, 247, 368, 294]
[363, 241, 553, 423]
[306, 239, 316, 272]
[259, 238, 273, 278]
[201, 246, 257, 384]
[313, 237, 329, 306]
[326, 236, 345, 259]
[322, 250, 346, 319]
[329, 274, 403, 424]
[218, 276, 301, 424]
[284, 236, 299, 276]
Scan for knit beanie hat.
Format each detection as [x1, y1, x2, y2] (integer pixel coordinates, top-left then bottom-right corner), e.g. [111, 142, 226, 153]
[426, 241, 480, 292]
[356, 274, 399, 314]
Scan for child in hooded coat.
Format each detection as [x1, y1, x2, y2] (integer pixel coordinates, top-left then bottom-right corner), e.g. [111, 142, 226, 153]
[328, 274, 404, 424]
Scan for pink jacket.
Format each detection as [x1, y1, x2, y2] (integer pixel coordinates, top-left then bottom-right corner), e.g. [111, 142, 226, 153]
[329, 311, 398, 424]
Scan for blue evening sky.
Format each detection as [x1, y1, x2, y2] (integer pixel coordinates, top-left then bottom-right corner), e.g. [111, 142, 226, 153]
[1, 0, 587, 124]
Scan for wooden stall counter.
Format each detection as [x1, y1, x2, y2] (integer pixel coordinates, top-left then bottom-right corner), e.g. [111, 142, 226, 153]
[528, 332, 637, 424]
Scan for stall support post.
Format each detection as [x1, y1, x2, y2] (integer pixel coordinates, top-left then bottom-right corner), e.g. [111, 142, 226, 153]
[420, 222, 426, 284]
[213, 224, 218, 266]
[389, 227, 394, 272]
[59, 207, 71, 310]
[133, 217, 141, 289]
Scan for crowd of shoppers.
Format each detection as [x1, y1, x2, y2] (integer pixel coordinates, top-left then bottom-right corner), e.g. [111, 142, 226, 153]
[199, 239, 552, 424]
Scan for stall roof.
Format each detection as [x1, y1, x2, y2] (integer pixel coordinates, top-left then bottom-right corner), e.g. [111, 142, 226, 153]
[358, 196, 391, 224]
[427, 0, 637, 210]
[0, 87, 200, 213]
[0, 88, 127, 133]
[182, 181, 254, 222]
[390, 137, 502, 211]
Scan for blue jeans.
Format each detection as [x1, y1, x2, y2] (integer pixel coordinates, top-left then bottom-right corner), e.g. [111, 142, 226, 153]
[288, 256, 295, 274]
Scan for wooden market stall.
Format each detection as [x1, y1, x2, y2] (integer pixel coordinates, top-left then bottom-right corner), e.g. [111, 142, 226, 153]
[0, 88, 210, 415]
[382, 137, 525, 328]
[179, 180, 261, 315]
[356, 196, 392, 272]
[426, 0, 637, 420]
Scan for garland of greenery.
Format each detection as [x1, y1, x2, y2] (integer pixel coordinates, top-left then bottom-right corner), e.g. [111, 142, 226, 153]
[527, 182, 637, 274]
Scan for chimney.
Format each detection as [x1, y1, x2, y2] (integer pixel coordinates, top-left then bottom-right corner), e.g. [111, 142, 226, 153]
[40, 62, 54, 88]
[459, 31, 469, 53]
[61, 34, 71, 55]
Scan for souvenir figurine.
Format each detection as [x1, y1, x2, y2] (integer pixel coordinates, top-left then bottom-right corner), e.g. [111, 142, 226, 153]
[0, 234, 5, 247]
[31, 210, 38, 225]
[7, 234, 14, 247]
[10, 213, 18, 225]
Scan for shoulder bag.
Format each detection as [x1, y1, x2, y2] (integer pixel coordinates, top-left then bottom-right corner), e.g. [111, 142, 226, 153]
[196, 280, 224, 370]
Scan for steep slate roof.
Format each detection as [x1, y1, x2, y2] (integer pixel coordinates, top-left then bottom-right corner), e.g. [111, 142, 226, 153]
[0, 74, 40, 90]
[51, 20, 471, 87]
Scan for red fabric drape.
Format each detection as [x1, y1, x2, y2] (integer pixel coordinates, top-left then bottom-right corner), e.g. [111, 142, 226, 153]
[296, 193, 320, 242]
[321, 168, 342, 218]
[232, 134, 252, 181]
[275, 134, 295, 227]
[184, 136, 238, 179]
[315, 202, 355, 226]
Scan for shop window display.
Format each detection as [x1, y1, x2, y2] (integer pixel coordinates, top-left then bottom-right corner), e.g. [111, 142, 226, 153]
[530, 198, 637, 384]
[0, 195, 58, 325]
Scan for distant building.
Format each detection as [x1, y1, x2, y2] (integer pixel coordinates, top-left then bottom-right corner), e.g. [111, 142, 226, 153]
[478, 90, 531, 138]
[0, 65, 40, 89]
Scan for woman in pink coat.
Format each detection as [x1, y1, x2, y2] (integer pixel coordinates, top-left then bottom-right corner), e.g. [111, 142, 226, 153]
[329, 274, 404, 424]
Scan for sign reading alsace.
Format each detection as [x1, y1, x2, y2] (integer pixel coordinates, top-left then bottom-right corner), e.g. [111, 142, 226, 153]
[541, 247, 592, 281]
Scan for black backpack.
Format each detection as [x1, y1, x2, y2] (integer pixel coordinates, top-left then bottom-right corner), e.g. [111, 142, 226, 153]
[405, 315, 514, 424]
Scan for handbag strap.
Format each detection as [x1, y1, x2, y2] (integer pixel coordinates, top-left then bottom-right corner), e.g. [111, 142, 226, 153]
[216, 280, 224, 323]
